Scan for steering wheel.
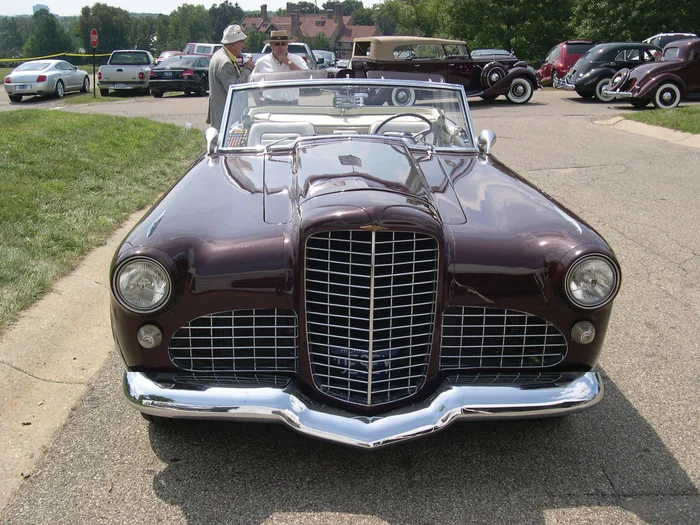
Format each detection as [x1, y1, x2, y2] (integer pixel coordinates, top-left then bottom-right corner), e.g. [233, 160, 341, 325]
[372, 113, 436, 146]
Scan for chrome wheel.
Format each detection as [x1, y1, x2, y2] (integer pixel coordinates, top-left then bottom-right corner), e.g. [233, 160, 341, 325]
[81, 76, 90, 93]
[653, 83, 681, 109]
[390, 87, 415, 107]
[506, 78, 533, 104]
[55, 80, 64, 98]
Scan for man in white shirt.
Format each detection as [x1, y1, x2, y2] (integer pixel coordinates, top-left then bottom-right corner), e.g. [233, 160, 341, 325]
[253, 30, 309, 104]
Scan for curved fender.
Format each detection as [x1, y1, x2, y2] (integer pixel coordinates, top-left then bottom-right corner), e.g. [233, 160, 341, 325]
[637, 73, 687, 99]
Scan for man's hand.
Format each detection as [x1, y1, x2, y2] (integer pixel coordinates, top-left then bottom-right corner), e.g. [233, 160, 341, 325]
[245, 58, 255, 71]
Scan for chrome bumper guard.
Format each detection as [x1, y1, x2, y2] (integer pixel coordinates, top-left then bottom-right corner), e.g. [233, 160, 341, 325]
[603, 89, 632, 99]
[553, 77, 576, 90]
[125, 371, 603, 448]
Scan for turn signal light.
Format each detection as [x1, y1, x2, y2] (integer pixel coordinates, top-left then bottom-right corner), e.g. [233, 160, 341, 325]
[3, 76, 10, 84]
[36, 75, 47, 82]
[98, 71, 102, 80]
[138, 71, 145, 80]
[182, 69, 194, 77]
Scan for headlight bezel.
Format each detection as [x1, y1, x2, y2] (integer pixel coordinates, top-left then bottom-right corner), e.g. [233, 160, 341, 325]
[564, 254, 620, 310]
[112, 256, 173, 314]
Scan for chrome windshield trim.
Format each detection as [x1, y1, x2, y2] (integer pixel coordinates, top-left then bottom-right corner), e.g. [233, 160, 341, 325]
[125, 371, 603, 448]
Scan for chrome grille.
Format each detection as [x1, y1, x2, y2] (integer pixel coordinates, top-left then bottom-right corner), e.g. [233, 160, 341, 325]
[305, 230, 438, 406]
[169, 309, 298, 372]
[440, 307, 567, 369]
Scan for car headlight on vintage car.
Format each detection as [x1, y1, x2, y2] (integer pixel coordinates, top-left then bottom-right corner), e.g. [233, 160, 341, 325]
[565, 255, 619, 309]
[113, 257, 171, 313]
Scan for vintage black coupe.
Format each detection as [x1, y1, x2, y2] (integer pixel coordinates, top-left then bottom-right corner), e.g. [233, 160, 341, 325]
[112, 73, 620, 448]
[554, 42, 661, 102]
[338, 36, 539, 104]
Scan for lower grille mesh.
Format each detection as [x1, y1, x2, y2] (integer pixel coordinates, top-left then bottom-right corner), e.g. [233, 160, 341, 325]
[440, 307, 567, 369]
[305, 230, 438, 406]
[169, 309, 298, 372]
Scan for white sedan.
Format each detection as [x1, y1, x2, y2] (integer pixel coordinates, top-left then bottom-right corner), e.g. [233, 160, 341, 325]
[4, 59, 90, 102]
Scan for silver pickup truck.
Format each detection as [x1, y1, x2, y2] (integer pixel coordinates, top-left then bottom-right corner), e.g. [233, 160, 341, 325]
[97, 50, 154, 96]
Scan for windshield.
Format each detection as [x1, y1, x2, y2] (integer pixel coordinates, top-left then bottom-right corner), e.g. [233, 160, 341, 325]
[220, 73, 474, 151]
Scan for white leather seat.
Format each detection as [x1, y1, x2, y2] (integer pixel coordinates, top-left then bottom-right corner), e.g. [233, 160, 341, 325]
[247, 121, 315, 146]
[368, 117, 431, 136]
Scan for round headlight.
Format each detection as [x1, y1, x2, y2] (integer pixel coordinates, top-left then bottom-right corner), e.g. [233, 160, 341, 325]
[565, 255, 618, 309]
[114, 258, 171, 313]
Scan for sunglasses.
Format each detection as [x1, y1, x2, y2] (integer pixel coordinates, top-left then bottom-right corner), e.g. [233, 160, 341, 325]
[272, 42, 288, 47]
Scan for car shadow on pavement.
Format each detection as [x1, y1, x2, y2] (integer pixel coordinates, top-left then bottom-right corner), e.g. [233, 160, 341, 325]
[147, 368, 698, 524]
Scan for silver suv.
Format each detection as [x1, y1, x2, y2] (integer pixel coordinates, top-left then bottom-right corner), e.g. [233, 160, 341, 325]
[260, 42, 318, 68]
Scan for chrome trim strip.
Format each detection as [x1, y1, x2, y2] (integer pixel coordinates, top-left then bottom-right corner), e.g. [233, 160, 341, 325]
[553, 78, 576, 90]
[367, 231, 376, 405]
[125, 371, 603, 449]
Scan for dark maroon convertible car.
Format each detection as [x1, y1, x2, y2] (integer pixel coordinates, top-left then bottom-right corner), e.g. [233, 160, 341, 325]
[112, 74, 620, 448]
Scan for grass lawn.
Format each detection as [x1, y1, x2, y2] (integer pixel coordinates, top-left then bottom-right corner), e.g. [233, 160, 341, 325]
[0, 110, 203, 334]
[625, 105, 700, 134]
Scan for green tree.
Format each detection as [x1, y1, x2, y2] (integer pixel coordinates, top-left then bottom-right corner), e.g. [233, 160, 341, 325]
[128, 16, 156, 52]
[570, 0, 700, 42]
[167, 4, 213, 50]
[243, 30, 265, 53]
[23, 9, 74, 57]
[0, 17, 30, 57]
[209, 1, 245, 41]
[74, 3, 132, 53]
[295, 2, 321, 14]
[322, 0, 364, 16]
[350, 7, 374, 26]
[154, 14, 172, 51]
[302, 32, 332, 50]
[375, 0, 440, 37]
[444, 0, 574, 62]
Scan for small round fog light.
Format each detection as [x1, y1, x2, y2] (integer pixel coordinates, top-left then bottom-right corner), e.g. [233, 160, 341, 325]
[137, 324, 163, 348]
[571, 321, 595, 344]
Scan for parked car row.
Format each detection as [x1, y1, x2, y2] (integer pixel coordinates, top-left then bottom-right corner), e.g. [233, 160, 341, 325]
[554, 36, 699, 109]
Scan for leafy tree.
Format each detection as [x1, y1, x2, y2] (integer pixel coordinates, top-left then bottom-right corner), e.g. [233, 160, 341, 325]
[128, 16, 156, 52]
[375, 0, 440, 37]
[302, 32, 332, 50]
[0, 17, 30, 57]
[167, 4, 213, 50]
[295, 2, 321, 14]
[209, 1, 245, 41]
[322, 0, 364, 16]
[74, 3, 132, 53]
[154, 14, 172, 52]
[570, 0, 700, 42]
[350, 7, 374, 26]
[444, 0, 574, 62]
[243, 30, 265, 53]
[23, 9, 74, 57]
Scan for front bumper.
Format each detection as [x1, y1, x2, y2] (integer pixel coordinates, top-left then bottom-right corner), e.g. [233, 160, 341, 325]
[125, 371, 603, 448]
[553, 77, 576, 90]
[602, 88, 633, 99]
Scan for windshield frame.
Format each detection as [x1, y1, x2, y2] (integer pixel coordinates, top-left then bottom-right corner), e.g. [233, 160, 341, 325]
[218, 78, 477, 154]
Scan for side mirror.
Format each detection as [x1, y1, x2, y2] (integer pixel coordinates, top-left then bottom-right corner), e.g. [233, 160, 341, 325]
[477, 130, 497, 155]
[205, 127, 219, 155]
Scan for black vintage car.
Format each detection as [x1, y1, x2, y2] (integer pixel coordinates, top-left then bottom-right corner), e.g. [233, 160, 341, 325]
[148, 55, 210, 97]
[554, 42, 661, 102]
[340, 36, 539, 104]
[112, 72, 620, 448]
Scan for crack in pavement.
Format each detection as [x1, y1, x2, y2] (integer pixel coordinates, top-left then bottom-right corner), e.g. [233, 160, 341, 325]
[0, 360, 88, 386]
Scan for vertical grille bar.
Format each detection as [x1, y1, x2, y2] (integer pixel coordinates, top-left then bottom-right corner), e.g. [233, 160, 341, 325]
[306, 230, 438, 406]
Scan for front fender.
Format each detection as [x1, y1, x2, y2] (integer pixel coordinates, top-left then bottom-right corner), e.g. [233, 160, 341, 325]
[575, 67, 616, 89]
[482, 67, 539, 96]
[637, 73, 687, 98]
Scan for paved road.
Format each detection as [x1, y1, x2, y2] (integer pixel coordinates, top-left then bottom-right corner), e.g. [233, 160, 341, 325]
[1, 88, 698, 524]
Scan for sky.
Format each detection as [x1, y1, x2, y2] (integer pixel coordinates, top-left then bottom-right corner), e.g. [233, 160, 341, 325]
[2, 1, 379, 18]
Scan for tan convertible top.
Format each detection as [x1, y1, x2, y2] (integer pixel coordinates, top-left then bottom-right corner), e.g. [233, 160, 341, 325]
[352, 36, 468, 61]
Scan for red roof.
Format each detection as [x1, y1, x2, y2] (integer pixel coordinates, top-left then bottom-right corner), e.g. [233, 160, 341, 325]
[338, 25, 378, 42]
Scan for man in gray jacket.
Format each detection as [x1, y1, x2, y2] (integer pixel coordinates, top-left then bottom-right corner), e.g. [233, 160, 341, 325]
[206, 24, 255, 131]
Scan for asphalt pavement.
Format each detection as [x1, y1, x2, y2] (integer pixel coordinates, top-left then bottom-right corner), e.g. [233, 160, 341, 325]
[0, 88, 698, 524]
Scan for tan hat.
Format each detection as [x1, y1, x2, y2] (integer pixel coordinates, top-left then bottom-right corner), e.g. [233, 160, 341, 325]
[265, 30, 294, 44]
[221, 24, 247, 44]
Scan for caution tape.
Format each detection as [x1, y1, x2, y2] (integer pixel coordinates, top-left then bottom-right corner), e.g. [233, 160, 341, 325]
[0, 52, 112, 62]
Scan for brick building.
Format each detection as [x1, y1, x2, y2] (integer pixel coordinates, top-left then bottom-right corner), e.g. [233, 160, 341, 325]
[241, 3, 380, 59]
